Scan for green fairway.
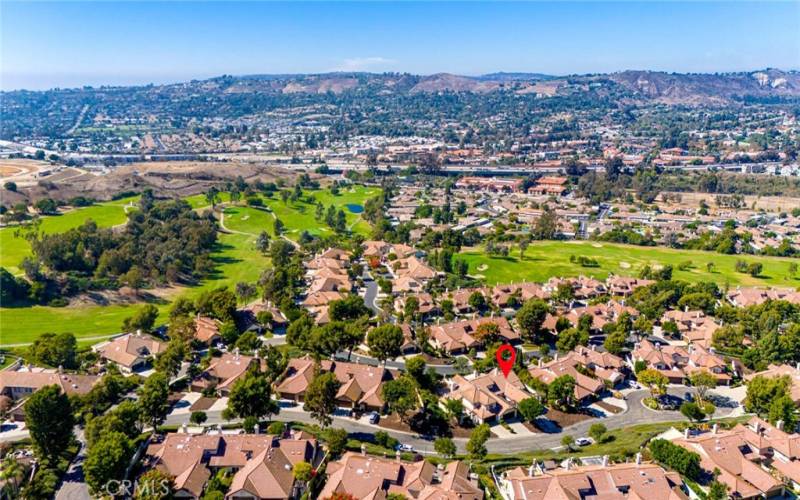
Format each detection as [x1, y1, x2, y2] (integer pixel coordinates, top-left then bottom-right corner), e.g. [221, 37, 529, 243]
[0, 231, 269, 346]
[223, 185, 378, 240]
[460, 240, 800, 288]
[0, 185, 381, 346]
[0, 197, 137, 274]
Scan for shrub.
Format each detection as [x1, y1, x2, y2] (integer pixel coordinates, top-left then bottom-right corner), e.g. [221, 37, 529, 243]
[649, 439, 701, 480]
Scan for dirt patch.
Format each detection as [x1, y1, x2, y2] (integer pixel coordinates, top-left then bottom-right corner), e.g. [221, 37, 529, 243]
[190, 397, 219, 412]
[594, 400, 623, 415]
[619, 261, 631, 269]
[477, 264, 489, 272]
[537, 408, 593, 430]
[376, 413, 414, 433]
[68, 284, 185, 307]
[522, 421, 542, 433]
[591, 243, 603, 248]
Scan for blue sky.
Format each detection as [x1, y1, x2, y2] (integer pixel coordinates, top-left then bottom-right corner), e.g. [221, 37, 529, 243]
[2, 1, 798, 90]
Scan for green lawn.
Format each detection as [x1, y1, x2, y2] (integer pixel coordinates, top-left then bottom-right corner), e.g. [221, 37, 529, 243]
[0, 197, 137, 274]
[460, 240, 800, 288]
[0, 186, 378, 346]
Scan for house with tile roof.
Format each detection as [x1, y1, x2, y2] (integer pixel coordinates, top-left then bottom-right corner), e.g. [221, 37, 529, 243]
[496, 459, 688, 500]
[429, 317, 519, 354]
[275, 356, 395, 412]
[190, 351, 257, 396]
[319, 451, 483, 500]
[442, 369, 531, 424]
[93, 331, 168, 373]
[143, 431, 321, 499]
[528, 353, 607, 403]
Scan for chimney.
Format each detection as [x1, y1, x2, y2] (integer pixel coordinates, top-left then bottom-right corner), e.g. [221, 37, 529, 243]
[712, 423, 718, 435]
[528, 463, 535, 477]
[684, 428, 691, 439]
[602, 455, 609, 467]
[136, 329, 142, 337]
[58, 365, 63, 374]
[591, 344, 596, 351]
[777, 420, 785, 431]
[395, 449, 401, 461]
[361, 444, 367, 456]
[564, 458, 572, 470]
[181, 423, 188, 434]
[635, 453, 641, 465]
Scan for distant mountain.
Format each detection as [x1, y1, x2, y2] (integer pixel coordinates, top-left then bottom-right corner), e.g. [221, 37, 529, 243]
[477, 72, 555, 81]
[601, 69, 800, 105]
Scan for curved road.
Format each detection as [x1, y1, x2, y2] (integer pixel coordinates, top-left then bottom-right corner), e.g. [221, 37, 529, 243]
[165, 388, 737, 455]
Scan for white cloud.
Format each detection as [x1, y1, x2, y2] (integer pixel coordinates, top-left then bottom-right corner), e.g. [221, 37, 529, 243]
[335, 57, 397, 72]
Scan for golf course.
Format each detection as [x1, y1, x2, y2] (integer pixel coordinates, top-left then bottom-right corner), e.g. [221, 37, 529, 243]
[459, 240, 800, 287]
[0, 186, 378, 346]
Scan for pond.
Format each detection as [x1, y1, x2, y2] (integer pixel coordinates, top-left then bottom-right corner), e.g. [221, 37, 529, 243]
[345, 203, 364, 214]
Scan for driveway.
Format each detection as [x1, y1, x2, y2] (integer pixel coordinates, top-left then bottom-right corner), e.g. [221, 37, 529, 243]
[55, 428, 89, 500]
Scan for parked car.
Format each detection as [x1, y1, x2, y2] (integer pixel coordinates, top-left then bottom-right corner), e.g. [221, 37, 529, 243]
[395, 443, 414, 452]
[575, 438, 592, 447]
[628, 380, 640, 389]
[684, 392, 694, 402]
[367, 411, 380, 424]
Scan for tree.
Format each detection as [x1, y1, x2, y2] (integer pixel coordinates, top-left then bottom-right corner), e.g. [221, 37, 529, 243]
[304, 371, 340, 427]
[190, 411, 208, 425]
[547, 375, 576, 411]
[322, 428, 348, 457]
[293, 461, 313, 483]
[434, 437, 457, 458]
[25, 385, 74, 460]
[367, 324, 404, 363]
[444, 398, 464, 424]
[120, 266, 146, 294]
[84, 431, 134, 494]
[561, 435, 575, 449]
[532, 208, 558, 240]
[745, 375, 790, 416]
[708, 480, 728, 500]
[123, 304, 159, 333]
[516, 299, 550, 340]
[138, 372, 170, 429]
[270, 239, 294, 267]
[556, 327, 588, 352]
[381, 376, 418, 423]
[688, 371, 717, 403]
[680, 402, 706, 422]
[329, 295, 371, 322]
[649, 439, 701, 480]
[0, 455, 24, 498]
[768, 395, 798, 431]
[256, 230, 271, 254]
[588, 423, 608, 443]
[155, 339, 185, 377]
[28, 332, 77, 369]
[466, 424, 490, 460]
[227, 371, 279, 420]
[235, 282, 257, 304]
[134, 468, 174, 500]
[518, 397, 545, 422]
[637, 369, 668, 398]
[603, 329, 627, 355]
[205, 187, 220, 208]
[468, 291, 487, 312]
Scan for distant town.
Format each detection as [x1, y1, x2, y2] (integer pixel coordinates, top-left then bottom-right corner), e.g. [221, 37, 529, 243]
[2, 68, 800, 500]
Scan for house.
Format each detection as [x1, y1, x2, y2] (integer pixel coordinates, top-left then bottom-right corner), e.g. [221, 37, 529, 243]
[429, 317, 519, 354]
[544, 301, 638, 332]
[733, 417, 800, 490]
[275, 357, 395, 411]
[191, 351, 257, 396]
[496, 459, 688, 500]
[727, 287, 800, 308]
[194, 316, 221, 345]
[672, 425, 784, 499]
[571, 346, 626, 386]
[94, 332, 167, 373]
[394, 293, 437, 319]
[629, 340, 689, 384]
[456, 176, 523, 193]
[528, 354, 606, 402]
[605, 275, 654, 296]
[661, 309, 721, 348]
[0, 368, 101, 421]
[320, 451, 483, 500]
[443, 369, 531, 424]
[527, 176, 568, 196]
[143, 431, 321, 499]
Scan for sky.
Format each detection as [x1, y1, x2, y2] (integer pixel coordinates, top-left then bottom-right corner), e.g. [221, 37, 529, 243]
[2, 1, 799, 91]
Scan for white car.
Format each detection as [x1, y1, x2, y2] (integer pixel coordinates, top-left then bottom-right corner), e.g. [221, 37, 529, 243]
[395, 443, 414, 452]
[575, 438, 593, 447]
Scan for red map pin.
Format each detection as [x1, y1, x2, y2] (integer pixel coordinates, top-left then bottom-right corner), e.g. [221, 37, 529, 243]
[496, 344, 516, 378]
